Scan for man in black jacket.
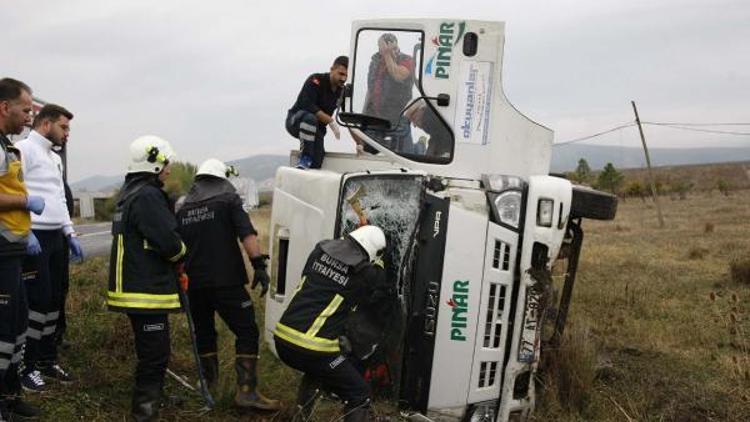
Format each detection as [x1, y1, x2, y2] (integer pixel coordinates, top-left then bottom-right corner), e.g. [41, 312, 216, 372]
[106, 135, 186, 422]
[176, 158, 279, 411]
[274, 225, 391, 422]
[285, 56, 348, 169]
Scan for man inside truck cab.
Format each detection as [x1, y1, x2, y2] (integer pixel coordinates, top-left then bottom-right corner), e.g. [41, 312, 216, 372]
[273, 225, 389, 422]
[285, 55, 348, 169]
[362, 33, 415, 155]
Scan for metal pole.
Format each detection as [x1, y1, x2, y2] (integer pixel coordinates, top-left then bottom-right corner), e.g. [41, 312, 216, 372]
[631, 101, 665, 228]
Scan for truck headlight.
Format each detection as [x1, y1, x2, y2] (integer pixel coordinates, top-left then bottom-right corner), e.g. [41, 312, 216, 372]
[537, 198, 554, 227]
[494, 190, 522, 229]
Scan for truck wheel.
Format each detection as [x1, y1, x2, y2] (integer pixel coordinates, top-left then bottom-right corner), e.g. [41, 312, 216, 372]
[570, 185, 618, 220]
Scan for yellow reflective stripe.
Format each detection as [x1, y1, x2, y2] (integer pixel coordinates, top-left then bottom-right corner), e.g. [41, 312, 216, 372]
[116, 235, 124, 293]
[306, 294, 343, 337]
[107, 300, 180, 309]
[108, 291, 179, 301]
[290, 276, 306, 300]
[374, 258, 384, 268]
[169, 241, 186, 262]
[143, 239, 154, 250]
[273, 323, 340, 353]
[107, 291, 181, 309]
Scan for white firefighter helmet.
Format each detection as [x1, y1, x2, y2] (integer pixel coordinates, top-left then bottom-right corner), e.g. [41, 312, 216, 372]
[127, 135, 175, 174]
[196, 158, 239, 179]
[349, 225, 386, 262]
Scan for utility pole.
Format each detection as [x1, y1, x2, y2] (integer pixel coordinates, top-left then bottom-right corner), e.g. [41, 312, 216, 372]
[631, 101, 665, 228]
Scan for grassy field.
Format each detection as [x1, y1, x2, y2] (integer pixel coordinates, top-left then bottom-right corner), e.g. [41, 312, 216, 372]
[33, 191, 750, 421]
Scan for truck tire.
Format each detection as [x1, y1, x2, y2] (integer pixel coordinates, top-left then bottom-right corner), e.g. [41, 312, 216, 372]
[570, 185, 618, 220]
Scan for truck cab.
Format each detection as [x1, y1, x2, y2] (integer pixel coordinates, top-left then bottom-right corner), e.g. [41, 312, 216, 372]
[264, 19, 616, 421]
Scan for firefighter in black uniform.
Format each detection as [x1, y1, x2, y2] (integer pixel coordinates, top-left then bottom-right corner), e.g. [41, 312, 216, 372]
[106, 135, 186, 422]
[176, 158, 280, 411]
[274, 225, 389, 422]
[285, 55, 348, 169]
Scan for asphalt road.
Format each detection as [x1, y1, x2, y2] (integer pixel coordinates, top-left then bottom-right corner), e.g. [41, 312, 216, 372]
[77, 222, 112, 257]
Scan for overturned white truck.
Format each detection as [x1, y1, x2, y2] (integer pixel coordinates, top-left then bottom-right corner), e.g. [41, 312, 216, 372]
[264, 19, 617, 421]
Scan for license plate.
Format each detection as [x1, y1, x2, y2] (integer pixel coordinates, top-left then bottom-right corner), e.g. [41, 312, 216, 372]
[518, 285, 542, 363]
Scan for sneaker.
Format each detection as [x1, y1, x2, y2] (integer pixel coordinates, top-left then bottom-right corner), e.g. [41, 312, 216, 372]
[296, 154, 313, 169]
[21, 370, 47, 393]
[39, 364, 74, 384]
[7, 398, 41, 420]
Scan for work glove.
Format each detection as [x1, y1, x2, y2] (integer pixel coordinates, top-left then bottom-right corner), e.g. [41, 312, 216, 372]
[25, 195, 45, 215]
[27, 232, 42, 255]
[250, 254, 270, 297]
[328, 120, 341, 140]
[68, 234, 84, 262]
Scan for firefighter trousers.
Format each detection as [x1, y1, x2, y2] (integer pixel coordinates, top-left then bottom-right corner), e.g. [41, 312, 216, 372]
[21, 229, 64, 372]
[188, 285, 259, 356]
[0, 256, 27, 400]
[286, 110, 325, 168]
[128, 313, 170, 390]
[275, 338, 370, 409]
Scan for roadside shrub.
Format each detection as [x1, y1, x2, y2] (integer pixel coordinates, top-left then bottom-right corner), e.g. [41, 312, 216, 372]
[729, 257, 750, 284]
[717, 179, 732, 196]
[623, 180, 646, 201]
[687, 246, 709, 260]
[671, 180, 693, 200]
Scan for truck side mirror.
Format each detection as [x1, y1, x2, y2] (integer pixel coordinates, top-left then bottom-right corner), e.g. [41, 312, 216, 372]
[436, 94, 450, 107]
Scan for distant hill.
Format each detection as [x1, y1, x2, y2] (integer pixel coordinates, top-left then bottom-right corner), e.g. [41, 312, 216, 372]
[551, 144, 750, 173]
[71, 146, 750, 193]
[227, 154, 288, 188]
[70, 174, 122, 193]
[70, 154, 289, 194]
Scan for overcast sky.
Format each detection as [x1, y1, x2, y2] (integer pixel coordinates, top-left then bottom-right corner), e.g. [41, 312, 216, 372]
[3, 0, 749, 181]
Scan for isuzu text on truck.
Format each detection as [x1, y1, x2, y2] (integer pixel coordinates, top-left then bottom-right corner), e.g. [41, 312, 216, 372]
[264, 19, 617, 421]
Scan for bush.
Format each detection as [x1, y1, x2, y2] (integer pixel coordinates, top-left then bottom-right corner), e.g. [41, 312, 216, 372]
[729, 257, 750, 284]
[717, 179, 732, 196]
[687, 246, 709, 260]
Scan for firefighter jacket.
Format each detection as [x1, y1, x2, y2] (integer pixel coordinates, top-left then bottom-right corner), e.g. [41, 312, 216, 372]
[107, 173, 186, 314]
[0, 135, 30, 257]
[176, 175, 257, 289]
[274, 236, 388, 355]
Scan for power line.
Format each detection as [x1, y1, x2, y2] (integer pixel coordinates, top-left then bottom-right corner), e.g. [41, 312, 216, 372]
[553, 123, 635, 147]
[643, 123, 750, 136]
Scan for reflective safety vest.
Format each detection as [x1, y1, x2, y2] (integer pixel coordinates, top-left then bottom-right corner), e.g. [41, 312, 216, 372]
[274, 238, 385, 355]
[0, 137, 30, 257]
[106, 174, 186, 314]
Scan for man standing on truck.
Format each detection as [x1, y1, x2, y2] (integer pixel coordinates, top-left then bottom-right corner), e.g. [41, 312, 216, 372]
[0, 77, 44, 421]
[362, 33, 415, 154]
[285, 56, 348, 169]
[176, 158, 280, 411]
[274, 225, 389, 422]
[106, 135, 186, 422]
[15, 104, 83, 392]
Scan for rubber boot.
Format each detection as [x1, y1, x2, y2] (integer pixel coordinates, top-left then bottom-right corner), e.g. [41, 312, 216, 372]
[199, 353, 219, 389]
[234, 356, 281, 410]
[131, 384, 161, 422]
[293, 375, 321, 421]
[343, 406, 370, 422]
